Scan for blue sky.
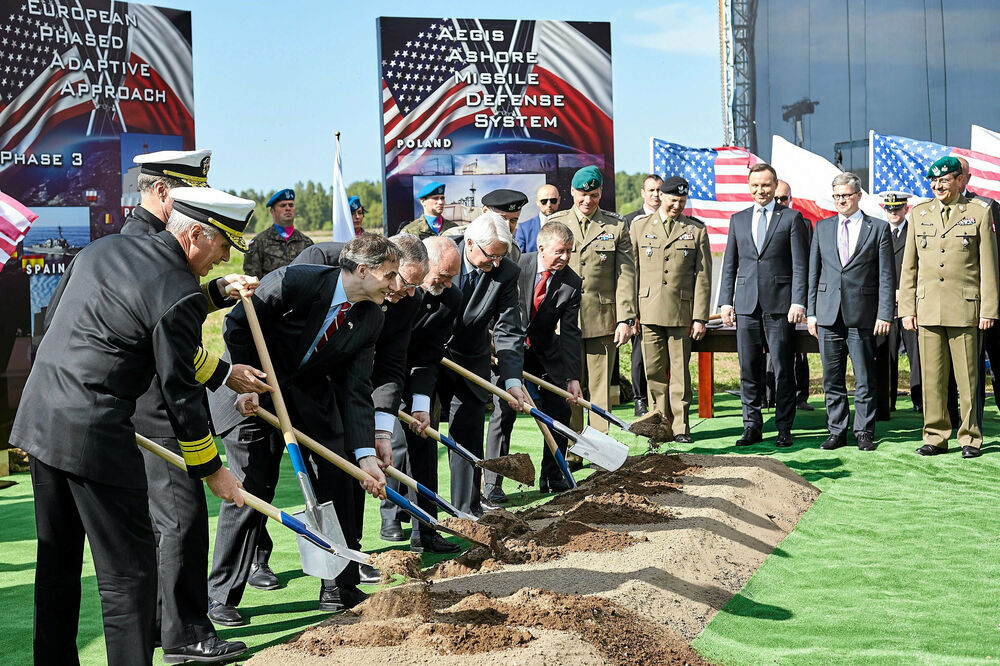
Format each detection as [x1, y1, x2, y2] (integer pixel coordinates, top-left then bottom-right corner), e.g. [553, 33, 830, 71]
[157, 1, 723, 192]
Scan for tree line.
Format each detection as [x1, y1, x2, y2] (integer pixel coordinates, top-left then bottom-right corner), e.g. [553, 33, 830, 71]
[230, 172, 653, 233]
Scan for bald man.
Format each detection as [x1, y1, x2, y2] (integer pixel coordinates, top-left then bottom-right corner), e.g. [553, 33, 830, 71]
[516, 184, 561, 253]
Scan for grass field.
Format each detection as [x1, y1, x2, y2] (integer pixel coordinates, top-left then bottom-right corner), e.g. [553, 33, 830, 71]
[4, 392, 1000, 664]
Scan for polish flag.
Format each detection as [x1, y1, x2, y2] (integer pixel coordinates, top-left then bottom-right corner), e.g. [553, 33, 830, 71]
[0, 191, 38, 267]
[771, 136, 886, 224]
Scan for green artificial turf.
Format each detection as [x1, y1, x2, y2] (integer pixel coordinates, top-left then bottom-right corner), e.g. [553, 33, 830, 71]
[3, 393, 1000, 664]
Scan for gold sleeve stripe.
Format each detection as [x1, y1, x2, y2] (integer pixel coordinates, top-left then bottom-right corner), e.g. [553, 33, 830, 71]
[193, 347, 220, 385]
[179, 434, 218, 466]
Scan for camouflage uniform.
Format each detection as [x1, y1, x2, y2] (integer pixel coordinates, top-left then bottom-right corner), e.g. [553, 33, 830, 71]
[242, 225, 314, 278]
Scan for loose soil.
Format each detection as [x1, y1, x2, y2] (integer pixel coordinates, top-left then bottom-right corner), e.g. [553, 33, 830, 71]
[367, 550, 424, 583]
[249, 453, 819, 665]
[476, 451, 536, 486]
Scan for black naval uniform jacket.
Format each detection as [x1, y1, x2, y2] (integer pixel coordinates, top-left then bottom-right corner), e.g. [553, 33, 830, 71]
[293, 241, 422, 418]
[448, 236, 525, 402]
[121, 205, 231, 436]
[10, 231, 222, 487]
[208, 264, 382, 455]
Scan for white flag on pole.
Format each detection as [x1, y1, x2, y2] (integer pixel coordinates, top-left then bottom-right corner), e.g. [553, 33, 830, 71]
[971, 125, 1000, 158]
[332, 133, 354, 242]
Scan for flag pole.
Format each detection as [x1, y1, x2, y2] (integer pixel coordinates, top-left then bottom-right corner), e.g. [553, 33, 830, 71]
[333, 131, 341, 241]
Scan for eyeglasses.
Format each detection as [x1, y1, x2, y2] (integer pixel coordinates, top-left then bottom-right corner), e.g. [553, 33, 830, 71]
[832, 192, 860, 201]
[475, 239, 506, 261]
[538, 198, 558, 205]
[399, 273, 420, 290]
[774, 196, 789, 203]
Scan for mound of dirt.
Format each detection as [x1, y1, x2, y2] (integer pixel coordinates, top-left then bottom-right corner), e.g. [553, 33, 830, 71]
[367, 551, 423, 583]
[477, 452, 535, 486]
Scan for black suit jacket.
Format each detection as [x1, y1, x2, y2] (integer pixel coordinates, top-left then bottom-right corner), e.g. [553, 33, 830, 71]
[208, 264, 382, 455]
[292, 241, 420, 415]
[407, 285, 463, 400]
[718, 203, 809, 315]
[120, 204, 166, 236]
[518, 252, 582, 387]
[10, 232, 219, 487]
[448, 236, 525, 401]
[807, 213, 895, 328]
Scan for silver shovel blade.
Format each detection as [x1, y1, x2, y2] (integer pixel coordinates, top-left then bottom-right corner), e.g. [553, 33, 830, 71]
[294, 501, 351, 580]
[568, 426, 630, 471]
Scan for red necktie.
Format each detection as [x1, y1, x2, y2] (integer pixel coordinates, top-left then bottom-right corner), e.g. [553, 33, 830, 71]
[531, 270, 551, 319]
[314, 302, 350, 353]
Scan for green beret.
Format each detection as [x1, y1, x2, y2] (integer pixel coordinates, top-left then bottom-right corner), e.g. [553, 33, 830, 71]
[571, 165, 603, 192]
[927, 156, 961, 179]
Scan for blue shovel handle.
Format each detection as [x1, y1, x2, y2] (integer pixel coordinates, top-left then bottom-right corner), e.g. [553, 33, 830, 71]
[279, 510, 332, 550]
[414, 481, 461, 518]
[588, 403, 630, 430]
[385, 486, 437, 527]
[551, 447, 578, 489]
[438, 433, 480, 465]
[528, 407, 579, 443]
[285, 440, 310, 476]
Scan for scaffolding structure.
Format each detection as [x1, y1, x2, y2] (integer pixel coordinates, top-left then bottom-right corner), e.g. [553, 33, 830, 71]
[720, 0, 758, 153]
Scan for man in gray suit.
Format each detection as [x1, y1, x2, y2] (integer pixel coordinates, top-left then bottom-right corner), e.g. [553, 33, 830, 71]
[718, 163, 809, 447]
[807, 173, 894, 450]
[438, 212, 526, 516]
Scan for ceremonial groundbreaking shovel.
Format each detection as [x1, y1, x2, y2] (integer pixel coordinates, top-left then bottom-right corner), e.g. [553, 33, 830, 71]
[522, 369, 633, 433]
[136, 434, 367, 578]
[238, 291, 347, 579]
[397, 409, 536, 487]
[441, 358, 630, 472]
[255, 407, 491, 548]
[521, 390, 577, 489]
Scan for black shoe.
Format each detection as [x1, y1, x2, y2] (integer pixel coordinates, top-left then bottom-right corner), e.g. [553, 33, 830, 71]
[673, 433, 692, 444]
[359, 563, 381, 585]
[796, 400, 815, 411]
[380, 520, 405, 542]
[247, 563, 279, 591]
[735, 428, 762, 446]
[410, 530, 461, 554]
[207, 600, 243, 627]
[962, 446, 982, 459]
[479, 498, 502, 512]
[318, 584, 369, 612]
[915, 444, 947, 456]
[484, 488, 509, 504]
[163, 635, 248, 664]
[913, 404, 923, 413]
[540, 477, 571, 493]
[566, 456, 584, 472]
[857, 432, 876, 451]
[775, 431, 794, 448]
[819, 433, 846, 450]
[633, 398, 648, 417]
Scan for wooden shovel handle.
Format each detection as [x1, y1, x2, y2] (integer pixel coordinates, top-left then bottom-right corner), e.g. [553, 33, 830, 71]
[441, 357, 516, 403]
[522, 390, 561, 459]
[396, 410, 447, 443]
[256, 406, 385, 498]
[238, 292, 296, 448]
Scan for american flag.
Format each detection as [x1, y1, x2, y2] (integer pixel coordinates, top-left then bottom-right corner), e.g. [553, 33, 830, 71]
[0, 191, 38, 267]
[0, 8, 93, 162]
[871, 131, 1000, 201]
[381, 19, 489, 176]
[651, 139, 761, 252]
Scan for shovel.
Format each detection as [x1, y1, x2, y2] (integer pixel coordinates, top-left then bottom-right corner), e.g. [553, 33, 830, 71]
[397, 409, 536, 487]
[238, 291, 347, 579]
[136, 434, 367, 579]
[255, 407, 491, 548]
[522, 369, 632, 433]
[521, 390, 577, 489]
[441, 357, 630, 472]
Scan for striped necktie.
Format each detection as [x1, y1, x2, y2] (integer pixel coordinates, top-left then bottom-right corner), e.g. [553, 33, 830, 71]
[314, 302, 350, 353]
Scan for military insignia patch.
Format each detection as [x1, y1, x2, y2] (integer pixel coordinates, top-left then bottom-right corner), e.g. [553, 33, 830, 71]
[598, 232, 614, 241]
[644, 234, 657, 239]
[957, 219, 976, 226]
[645, 247, 653, 257]
[679, 233, 694, 240]
[598, 253, 608, 262]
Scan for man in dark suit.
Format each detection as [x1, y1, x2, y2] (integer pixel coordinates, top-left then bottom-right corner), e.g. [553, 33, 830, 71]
[623, 174, 663, 417]
[120, 151, 266, 662]
[807, 173, 894, 450]
[10, 188, 251, 665]
[874, 192, 923, 417]
[437, 212, 526, 516]
[207, 234, 396, 625]
[485, 221, 583, 496]
[718, 162, 809, 447]
[379, 237, 465, 550]
[294, 234, 459, 557]
[515, 184, 561, 253]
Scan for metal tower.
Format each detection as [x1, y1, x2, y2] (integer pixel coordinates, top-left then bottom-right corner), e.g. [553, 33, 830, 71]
[720, 0, 759, 153]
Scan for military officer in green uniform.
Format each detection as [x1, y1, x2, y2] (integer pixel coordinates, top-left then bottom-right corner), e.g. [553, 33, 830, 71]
[242, 188, 314, 278]
[630, 176, 712, 443]
[899, 155, 999, 458]
[482, 188, 528, 263]
[402, 182, 459, 239]
[548, 165, 637, 434]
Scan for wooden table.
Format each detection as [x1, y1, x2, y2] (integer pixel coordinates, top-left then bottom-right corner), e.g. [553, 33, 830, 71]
[691, 324, 819, 418]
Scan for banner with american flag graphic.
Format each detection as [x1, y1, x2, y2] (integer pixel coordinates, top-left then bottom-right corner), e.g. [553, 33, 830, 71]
[377, 17, 614, 233]
[870, 131, 1000, 202]
[650, 139, 761, 252]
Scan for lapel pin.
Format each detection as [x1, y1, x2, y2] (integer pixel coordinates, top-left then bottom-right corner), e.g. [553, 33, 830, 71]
[348, 322, 354, 329]
[645, 247, 653, 257]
